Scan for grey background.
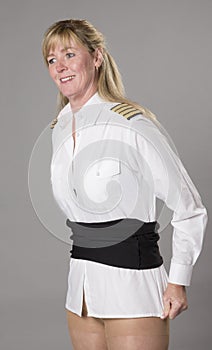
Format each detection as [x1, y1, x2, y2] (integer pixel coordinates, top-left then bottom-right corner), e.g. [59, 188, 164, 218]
[1, 0, 211, 349]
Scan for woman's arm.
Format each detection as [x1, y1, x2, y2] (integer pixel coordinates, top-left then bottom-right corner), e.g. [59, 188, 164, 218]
[132, 116, 208, 318]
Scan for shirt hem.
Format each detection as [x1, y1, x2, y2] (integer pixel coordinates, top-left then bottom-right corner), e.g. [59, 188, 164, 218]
[65, 304, 163, 319]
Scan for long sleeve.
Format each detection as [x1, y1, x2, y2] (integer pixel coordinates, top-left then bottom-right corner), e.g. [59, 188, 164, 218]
[132, 116, 208, 286]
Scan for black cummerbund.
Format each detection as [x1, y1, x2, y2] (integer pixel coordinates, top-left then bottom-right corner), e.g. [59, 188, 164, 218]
[66, 218, 163, 270]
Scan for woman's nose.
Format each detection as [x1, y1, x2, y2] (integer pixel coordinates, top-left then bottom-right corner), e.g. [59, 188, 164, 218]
[56, 59, 68, 72]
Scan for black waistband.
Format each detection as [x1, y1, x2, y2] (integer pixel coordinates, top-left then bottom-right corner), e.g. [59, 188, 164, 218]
[73, 218, 124, 228]
[66, 218, 163, 270]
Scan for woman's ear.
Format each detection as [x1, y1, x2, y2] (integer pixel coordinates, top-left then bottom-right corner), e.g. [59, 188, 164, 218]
[94, 47, 104, 69]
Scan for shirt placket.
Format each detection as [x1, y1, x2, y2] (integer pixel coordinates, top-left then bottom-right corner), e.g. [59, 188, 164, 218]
[71, 114, 82, 198]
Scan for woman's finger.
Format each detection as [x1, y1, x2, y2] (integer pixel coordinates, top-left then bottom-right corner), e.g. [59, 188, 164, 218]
[169, 299, 188, 319]
[161, 283, 188, 320]
[161, 298, 171, 319]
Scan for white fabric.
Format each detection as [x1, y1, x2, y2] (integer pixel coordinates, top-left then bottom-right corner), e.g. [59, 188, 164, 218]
[50, 92, 208, 317]
[65, 258, 168, 318]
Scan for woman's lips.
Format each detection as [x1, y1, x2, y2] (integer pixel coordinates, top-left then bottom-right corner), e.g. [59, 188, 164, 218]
[60, 75, 75, 83]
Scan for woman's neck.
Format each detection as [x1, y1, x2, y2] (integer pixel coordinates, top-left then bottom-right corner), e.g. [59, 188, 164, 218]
[69, 88, 98, 114]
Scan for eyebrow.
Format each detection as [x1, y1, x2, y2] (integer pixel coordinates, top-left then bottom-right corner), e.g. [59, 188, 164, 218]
[47, 46, 76, 58]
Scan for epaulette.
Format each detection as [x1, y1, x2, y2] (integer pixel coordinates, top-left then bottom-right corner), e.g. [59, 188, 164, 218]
[111, 103, 141, 120]
[50, 118, 58, 129]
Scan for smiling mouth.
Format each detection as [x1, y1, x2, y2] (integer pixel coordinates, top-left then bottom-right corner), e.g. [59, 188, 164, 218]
[60, 75, 75, 83]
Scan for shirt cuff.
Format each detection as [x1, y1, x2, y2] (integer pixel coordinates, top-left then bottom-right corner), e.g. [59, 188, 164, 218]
[168, 262, 193, 286]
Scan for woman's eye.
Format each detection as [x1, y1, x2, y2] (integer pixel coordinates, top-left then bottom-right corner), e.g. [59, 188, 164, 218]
[48, 58, 56, 65]
[66, 52, 75, 58]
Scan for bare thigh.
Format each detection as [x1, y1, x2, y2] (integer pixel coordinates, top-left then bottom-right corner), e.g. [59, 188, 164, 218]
[103, 316, 169, 350]
[66, 291, 169, 350]
[66, 290, 108, 350]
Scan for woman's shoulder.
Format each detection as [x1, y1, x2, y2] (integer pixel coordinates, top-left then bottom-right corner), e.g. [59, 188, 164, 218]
[102, 101, 146, 124]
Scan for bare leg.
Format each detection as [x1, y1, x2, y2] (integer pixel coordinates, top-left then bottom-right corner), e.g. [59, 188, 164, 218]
[103, 317, 169, 350]
[66, 290, 108, 350]
[66, 289, 169, 349]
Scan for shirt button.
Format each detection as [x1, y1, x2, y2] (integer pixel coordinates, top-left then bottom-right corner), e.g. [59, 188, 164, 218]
[96, 171, 100, 176]
[76, 132, 80, 137]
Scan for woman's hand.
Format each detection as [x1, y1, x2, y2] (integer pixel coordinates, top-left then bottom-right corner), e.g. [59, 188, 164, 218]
[161, 283, 188, 320]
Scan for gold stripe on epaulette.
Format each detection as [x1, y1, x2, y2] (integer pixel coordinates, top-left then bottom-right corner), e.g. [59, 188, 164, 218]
[115, 105, 137, 114]
[111, 103, 131, 113]
[50, 118, 58, 129]
[123, 110, 141, 119]
[111, 103, 141, 120]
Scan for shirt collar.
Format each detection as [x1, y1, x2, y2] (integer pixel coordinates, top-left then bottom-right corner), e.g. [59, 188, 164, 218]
[58, 92, 105, 119]
[82, 92, 105, 107]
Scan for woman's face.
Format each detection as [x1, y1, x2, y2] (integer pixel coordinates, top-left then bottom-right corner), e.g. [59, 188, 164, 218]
[47, 39, 98, 103]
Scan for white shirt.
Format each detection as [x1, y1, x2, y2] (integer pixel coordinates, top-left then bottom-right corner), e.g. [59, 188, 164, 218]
[50, 93, 208, 317]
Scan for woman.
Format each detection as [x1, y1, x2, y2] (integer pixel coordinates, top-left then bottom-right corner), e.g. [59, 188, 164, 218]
[42, 19, 208, 350]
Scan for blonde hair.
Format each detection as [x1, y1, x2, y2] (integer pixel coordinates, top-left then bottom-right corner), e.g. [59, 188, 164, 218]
[42, 19, 157, 121]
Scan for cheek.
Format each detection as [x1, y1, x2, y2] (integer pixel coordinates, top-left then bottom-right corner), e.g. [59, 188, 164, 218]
[48, 67, 55, 80]
[81, 61, 95, 79]
[77, 55, 95, 75]
[48, 68, 60, 86]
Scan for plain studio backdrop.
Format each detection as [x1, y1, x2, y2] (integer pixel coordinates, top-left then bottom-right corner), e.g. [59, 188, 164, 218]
[0, 1, 211, 349]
